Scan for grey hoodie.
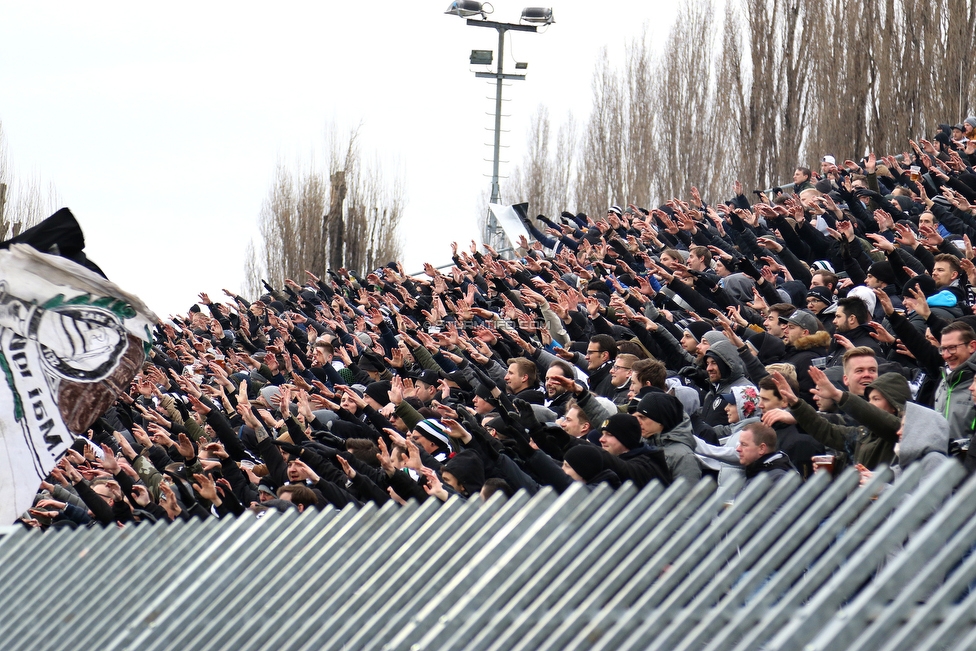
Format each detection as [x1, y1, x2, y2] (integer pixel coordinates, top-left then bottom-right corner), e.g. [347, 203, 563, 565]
[649, 412, 702, 485]
[721, 272, 756, 304]
[694, 417, 763, 488]
[933, 351, 976, 441]
[707, 339, 749, 387]
[893, 402, 949, 480]
[702, 339, 755, 426]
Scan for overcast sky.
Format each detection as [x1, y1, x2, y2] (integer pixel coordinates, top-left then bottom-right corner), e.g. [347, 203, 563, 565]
[0, 1, 679, 318]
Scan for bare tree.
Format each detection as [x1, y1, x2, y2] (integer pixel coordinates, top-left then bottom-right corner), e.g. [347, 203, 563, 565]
[0, 120, 59, 239]
[246, 126, 404, 297]
[503, 0, 976, 233]
[651, 0, 718, 201]
[577, 50, 627, 215]
[623, 33, 657, 206]
[505, 106, 578, 224]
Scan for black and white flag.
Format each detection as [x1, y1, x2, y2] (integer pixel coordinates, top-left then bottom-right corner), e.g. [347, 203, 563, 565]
[0, 240, 155, 523]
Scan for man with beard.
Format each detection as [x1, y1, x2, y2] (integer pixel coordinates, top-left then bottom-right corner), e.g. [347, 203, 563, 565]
[701, 337, 755, 427]
[781, 309, 832, 405]
[829, 296, 883, 363]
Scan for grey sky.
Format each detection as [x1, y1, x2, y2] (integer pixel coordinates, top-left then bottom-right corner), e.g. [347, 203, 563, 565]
[0, 1, 676, 317]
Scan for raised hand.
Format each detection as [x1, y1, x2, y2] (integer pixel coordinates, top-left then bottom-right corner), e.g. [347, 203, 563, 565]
[192, 473, 220, 505]
[99, 444, 120, 474]
[808, 364, 843, 403]
[769, 371, 799, 406]
[907, 285, 930, 319]
[420, 466, 449, 501]
[866, 321, 895, 345]
[336, 454, 357, 480]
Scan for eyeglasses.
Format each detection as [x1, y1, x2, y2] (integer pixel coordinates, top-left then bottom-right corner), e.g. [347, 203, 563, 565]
[585, 349, 602, 356]
[938, 343, 970, 355]
[612, 365, 632, 372]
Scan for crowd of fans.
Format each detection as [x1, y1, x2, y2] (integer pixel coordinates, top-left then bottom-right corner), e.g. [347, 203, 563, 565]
[19, 117, 976, 529]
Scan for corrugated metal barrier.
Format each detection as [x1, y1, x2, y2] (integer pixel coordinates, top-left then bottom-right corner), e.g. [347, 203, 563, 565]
[1, 457, 975, 650]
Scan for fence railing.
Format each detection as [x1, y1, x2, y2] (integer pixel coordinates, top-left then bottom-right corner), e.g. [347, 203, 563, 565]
[0, 459, 971, 650]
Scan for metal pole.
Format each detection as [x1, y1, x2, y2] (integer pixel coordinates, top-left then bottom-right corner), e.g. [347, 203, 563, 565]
[490, 27, 505, 206]
[461, 18, 536, 253]
[482, 26, 506, 254]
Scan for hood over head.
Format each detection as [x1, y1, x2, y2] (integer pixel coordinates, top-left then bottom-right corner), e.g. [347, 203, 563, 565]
[898, 402, 949, 467]
[705, 339, 745, 383]
[722, 273, 756, 304]
[732, 385, 762, 420]
[865, 373, 911, 415]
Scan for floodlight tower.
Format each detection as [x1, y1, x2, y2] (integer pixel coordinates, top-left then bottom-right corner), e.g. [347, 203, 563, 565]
[445, 2, 554, 251]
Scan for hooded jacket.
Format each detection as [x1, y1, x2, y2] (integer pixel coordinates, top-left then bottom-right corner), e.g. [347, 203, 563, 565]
[646, 412, 702, 485]
[743, 450, 796, 484]
[788, 372, 909, 469]
[702, 339, 755, 427]
[771, 421, 825, 479]
[893, 402, 949, 480]
[934, 350, 976, 441]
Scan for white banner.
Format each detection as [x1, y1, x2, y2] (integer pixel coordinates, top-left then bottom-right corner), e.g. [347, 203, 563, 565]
[0, 244, 156, 524]
[489, 203, 530, 250]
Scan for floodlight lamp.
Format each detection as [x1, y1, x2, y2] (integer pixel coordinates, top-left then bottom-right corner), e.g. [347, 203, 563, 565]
[470, 49, 493, 65]
[445, 1, 486, 18]
[520, 7, 554, 25]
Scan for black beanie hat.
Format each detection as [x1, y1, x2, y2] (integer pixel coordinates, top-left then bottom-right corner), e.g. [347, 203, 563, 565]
[635, 392, 685, 434]
[474, 382, 496, 402]
[903, 274, 937, 298]
[442, 450, 486, 496]
[867, 261, 896, 286]
[685, 321, 713, 343]
[598, 413, 643, 450]
[747, 331, 787, 366]
[364, 381, 391, 406]
[358, 352, 386, 373]
[564, 445, 604, 482]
